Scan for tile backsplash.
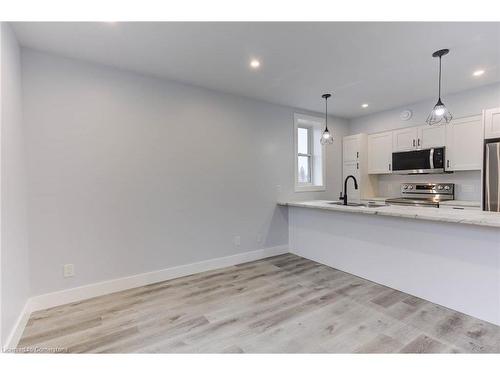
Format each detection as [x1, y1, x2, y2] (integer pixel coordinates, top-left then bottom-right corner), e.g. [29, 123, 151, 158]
[377, 170, 481, 201]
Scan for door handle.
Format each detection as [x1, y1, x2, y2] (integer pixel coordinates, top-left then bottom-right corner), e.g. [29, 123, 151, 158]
[447, 160, 450, 168]
[413, 139, 415, 147]
[389, 163, 391, 171]
[418, 138, 421, 147]
[356, 162, 359, 170]
[356, 151, 359, 159]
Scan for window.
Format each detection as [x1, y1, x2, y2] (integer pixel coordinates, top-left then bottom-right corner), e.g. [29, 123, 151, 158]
[294, 114, 326, 192]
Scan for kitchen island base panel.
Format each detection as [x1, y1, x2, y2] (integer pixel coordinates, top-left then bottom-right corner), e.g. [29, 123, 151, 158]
[289, 206, 500, 326]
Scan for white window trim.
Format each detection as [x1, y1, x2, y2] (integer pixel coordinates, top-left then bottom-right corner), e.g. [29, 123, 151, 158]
[294, 113, 326, 192]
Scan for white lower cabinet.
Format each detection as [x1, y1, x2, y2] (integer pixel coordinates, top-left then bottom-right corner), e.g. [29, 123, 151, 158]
[445, 115, 483, 171]
[367, 131, 393, 174]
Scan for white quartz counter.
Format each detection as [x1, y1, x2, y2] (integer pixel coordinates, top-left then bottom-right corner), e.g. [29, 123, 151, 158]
[439, 200, 481, 208]
[278, 200, 500, 228]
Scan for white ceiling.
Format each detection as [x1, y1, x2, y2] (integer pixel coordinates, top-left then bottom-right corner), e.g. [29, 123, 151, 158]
[11, 22, 500, 118]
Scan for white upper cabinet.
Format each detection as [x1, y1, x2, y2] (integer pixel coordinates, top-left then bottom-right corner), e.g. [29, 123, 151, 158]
[368, 131, 393, 174]
[393, 125, 446, 152]
[418, 124, 446, 149]
[484, 107, 500, 139]
[445, 115, 483, 171]
[392, 127, 418, 152]
[343, 134, 361, 164]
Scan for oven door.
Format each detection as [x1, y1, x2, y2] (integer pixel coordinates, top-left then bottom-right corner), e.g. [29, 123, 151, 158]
[392, 148, 444, 174]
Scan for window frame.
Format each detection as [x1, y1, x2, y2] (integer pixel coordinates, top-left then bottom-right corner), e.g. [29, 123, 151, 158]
[293, 113, 327, 192]
[297, 125, 313, 185]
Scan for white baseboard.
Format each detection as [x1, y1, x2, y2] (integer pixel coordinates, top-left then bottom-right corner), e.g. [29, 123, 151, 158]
[3, 301, 33, 352]
[4, 245, 288, 349]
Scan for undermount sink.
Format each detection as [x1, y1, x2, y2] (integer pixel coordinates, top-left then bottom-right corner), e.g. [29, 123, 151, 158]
[328, 201, 388, 208]
[328, 201, 365, 207]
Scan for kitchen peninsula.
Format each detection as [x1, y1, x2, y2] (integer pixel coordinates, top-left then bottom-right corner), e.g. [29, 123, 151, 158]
[278, 200, 500, 326]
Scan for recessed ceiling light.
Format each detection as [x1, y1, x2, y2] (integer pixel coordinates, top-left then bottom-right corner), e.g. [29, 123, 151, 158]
[361, 103, 369, 108]
[473, 69, 485, 77]
[250, 59, 261, 69]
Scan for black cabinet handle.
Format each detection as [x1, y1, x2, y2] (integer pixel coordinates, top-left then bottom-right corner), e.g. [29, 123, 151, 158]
[356, 162, 359, 170]
[389, 163, 391, 171]
[418, 139, 421, 147]
[447, 160, 450, 168]
[413, 139, 416, 147]
[356, 151, 359, 159]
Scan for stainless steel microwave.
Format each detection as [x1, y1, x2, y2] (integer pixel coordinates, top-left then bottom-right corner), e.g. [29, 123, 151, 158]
[391, 147, 445, 174]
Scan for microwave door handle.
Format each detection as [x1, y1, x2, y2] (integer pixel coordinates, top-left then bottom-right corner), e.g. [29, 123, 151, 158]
[429, 148, 434, 169]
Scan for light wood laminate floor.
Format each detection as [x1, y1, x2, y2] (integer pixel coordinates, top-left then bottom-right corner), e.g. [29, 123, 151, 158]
[18, 253, 500, 353]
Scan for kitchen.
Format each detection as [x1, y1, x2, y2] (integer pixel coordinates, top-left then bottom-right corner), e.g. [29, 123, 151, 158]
[1, 19, 500, 360]
[281, 102, 500, 327]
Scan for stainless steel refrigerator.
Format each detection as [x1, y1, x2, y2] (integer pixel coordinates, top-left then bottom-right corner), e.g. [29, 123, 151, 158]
[484, 140, 500, 212]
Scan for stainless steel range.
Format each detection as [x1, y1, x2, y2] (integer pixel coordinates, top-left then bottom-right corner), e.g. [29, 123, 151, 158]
[385, 183, 454, 208]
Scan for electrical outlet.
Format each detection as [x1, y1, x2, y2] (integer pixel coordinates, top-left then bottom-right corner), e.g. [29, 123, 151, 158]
[63, 264, 75, 278]
[233, 236, 241, 247]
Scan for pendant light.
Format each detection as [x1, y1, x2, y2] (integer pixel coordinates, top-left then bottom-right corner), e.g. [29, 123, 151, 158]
[426, 49, 453, 125]
[320, 93, 334, 145]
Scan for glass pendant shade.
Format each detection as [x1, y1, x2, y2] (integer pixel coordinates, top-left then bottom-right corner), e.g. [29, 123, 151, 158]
[426, 98, 452, 125]
[320, 129, 334, 145]
[320, 93, 334, 145]
[426, 49, 452, 126]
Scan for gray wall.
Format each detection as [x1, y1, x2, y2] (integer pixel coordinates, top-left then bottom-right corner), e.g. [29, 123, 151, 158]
[1, 23, 30, 345]
[22, 49, 348, 296]
[349, 83, 500, 201]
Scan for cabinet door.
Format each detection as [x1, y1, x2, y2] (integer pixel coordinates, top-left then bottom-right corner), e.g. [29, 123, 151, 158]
[343, 135, 360, 163]
[419, 125, 446, 149]
[342, 162, 361, 202]
[446, 115, 483, 171]
[484, 107, 500, 139]
[368, 131, 393, 174]
[393, 127, 418, 152]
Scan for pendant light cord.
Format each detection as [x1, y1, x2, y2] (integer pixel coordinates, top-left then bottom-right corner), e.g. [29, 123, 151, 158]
[438, 56, 442, 100]
[325, 97, 328, 131]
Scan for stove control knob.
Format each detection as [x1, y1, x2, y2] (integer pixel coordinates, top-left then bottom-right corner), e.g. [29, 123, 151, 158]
[403, 185, 408, 190]
[408, 185, 413, 190]
[437, 185, 443, 190]
[444, 186, 450, 190]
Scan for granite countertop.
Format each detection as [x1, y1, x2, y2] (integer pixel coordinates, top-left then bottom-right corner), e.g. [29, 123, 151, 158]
[277, 200, 500, 228]
[439, 200, 481, 208]
[361, 197, 481, 208]
[360, 197, 388, 202]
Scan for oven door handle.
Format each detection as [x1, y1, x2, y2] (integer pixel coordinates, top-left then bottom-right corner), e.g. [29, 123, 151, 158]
[429, 148, 434, 169]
